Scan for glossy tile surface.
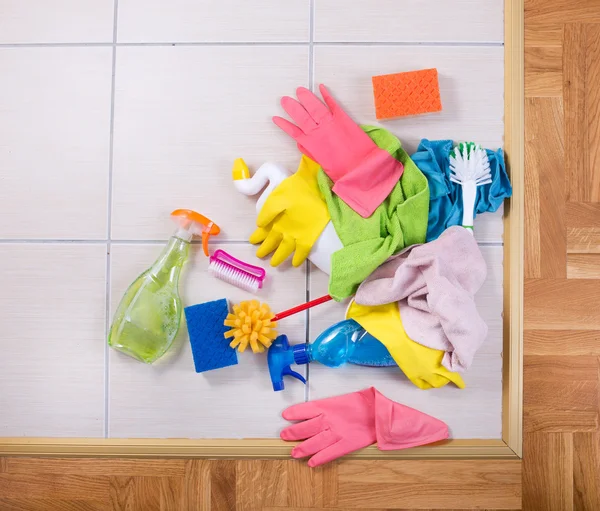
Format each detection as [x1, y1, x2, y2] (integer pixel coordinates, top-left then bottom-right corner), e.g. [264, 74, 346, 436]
[0, 0, 505, 440]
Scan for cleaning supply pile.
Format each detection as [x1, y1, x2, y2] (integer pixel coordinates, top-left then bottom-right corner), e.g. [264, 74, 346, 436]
[107, 69, 512, 467]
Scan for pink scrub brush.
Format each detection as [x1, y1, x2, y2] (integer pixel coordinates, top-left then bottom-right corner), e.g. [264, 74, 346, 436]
[208, 249, 266, 293]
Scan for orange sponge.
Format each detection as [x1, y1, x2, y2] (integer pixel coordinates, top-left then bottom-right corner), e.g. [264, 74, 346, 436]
[372, 68, 442, 120]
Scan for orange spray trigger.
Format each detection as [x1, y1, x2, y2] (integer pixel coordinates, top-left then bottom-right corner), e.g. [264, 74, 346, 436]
[170, 209, 220, 255]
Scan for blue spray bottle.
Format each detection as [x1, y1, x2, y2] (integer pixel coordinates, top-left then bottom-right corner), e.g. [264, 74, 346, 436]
[267, 319, 395, 391]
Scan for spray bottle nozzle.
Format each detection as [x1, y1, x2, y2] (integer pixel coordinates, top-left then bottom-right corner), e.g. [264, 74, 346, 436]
[170, 209, 220, 256]
[267, 335, 307, 392]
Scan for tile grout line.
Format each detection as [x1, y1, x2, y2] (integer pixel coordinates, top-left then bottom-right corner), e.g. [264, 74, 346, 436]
[103, 0, 119, 440]
[0, 239, 262, 245]
[308, 0, 315, 91]
[0, 238, 506, 247]
[304, 261, 310, 403]
[0, 41, 504, 48]
[305, 0, 314, 403]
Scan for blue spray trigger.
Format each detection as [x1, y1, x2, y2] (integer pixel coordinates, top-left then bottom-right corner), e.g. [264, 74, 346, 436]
[282, 366, 306, 385]
[268, 334, 308, 392]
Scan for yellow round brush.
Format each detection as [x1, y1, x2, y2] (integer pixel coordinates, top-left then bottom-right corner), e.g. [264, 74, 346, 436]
[224, 300, 278, 353]
[224, 295, 333, 353]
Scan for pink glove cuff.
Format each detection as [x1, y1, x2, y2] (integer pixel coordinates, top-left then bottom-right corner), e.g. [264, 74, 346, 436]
[373, 388, 449, 450]
[332, 149, 404, 218]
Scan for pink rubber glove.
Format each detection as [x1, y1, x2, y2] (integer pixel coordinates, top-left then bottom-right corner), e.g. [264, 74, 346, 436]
[281, 388, 376, 467]
[280, 387, 449, 467]
[273, 85, 404, 218]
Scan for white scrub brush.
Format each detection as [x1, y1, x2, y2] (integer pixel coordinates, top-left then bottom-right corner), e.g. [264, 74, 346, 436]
[449, 142, 492, 234]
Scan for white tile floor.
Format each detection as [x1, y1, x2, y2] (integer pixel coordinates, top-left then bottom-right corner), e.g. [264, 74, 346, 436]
[0, 0, 505, 440]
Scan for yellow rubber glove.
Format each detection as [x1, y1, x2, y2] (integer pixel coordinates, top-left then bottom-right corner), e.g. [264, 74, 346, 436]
[347, 301, 465, 390]
[249, 156, 330, 267]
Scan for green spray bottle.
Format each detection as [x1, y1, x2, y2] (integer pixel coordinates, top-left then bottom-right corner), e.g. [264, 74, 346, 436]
[108, 209, 220, 363]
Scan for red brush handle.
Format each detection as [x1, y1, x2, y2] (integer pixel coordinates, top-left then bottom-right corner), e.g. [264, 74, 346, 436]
[273, 294, 333, 322]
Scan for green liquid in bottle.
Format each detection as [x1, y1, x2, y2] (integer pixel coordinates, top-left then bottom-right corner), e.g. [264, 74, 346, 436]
[108, 237, 189, 364]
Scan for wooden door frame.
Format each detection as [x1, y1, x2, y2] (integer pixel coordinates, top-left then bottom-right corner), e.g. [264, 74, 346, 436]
[0, 0, 524, 460]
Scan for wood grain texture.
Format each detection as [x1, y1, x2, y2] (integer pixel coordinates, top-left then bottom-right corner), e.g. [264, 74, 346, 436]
[567, 254, 600, 278]
[584, 24, 600, 201]
[524, 99, 541, 278]
[335, 460, 521, 509]
[523, 432, 573, 510]
[525, 23, 563, 46]
[525, 279, 600, 329]
[525, 2, 600, 505]
[525, 330, 600, 355]
[563, 22, 587, 202]
[568, 227, 600, 253]
[5, 457, 186, 477]
[524, 98, 566, 278]
[210, 461, 236, 511]
[0, 458, 523, 510]
[525, 46, 563, 96]
[567, 203, 600, 253]
[109, 477, 162, 511]
[573, 433, 600, 510]
[0, 500, 109, 511]
[0, 472, 109, 500]
[567, 202, 600, 227]
[181, 460, 210, 510]
[564, 23, 600, 202]
[524, 356, 598, 432]
[526, 0, 600, 23]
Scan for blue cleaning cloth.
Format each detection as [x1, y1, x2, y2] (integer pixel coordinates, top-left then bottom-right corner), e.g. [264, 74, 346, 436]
[411, 139, 512, 241]
[184, 299, 238, 373]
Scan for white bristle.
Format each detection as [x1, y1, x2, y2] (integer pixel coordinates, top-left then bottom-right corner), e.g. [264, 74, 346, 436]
[449, 144, 492, 185]
[208, 259, 260, 293]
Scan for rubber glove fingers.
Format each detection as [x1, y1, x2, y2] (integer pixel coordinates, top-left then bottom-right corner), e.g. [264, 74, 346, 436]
[271, 234, 296, 267]
[249, 154, 330, 268]
[318, 84, 341, 114]
[256, 196, 286, 228]
[282, 400, 321, 422]
[296, 86, 332, 124]
[281, 95, 318, 133]
[281, 389, 376, 467]
[291, 430, 340, 467]
[305, 440, 348, 468]
[272, 115, 303, 139]
[292, 242, 312, 268]
[255, 229, 282, 259]
[274, 87, 335, 141]
[249, 226, 269, 245]
[281, 415, 324, 441]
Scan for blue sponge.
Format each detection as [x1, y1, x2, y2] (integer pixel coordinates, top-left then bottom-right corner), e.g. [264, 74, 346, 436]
[185, 299, 238, 373]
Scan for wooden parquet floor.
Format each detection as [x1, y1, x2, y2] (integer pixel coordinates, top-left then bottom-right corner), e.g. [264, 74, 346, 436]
[2, 0, 600, 509]
[523, 0, 600, 509]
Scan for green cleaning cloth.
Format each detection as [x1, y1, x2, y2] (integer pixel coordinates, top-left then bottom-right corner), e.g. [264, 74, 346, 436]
[318, 126, 430, 300]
